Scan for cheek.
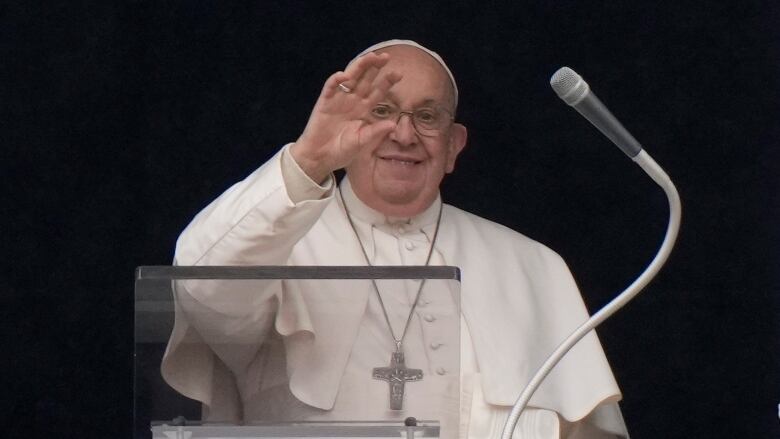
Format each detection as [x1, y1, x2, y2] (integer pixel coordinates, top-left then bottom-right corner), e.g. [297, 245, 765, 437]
[429, 143, 455, 174]
[349, 148, 376, 173]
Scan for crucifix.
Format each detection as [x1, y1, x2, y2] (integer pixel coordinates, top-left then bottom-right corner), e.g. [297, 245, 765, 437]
[339, 185, 442, 412]
[372, 350, 423, 410]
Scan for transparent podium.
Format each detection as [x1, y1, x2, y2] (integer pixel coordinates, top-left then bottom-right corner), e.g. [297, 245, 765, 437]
[135, 266, 461, 439]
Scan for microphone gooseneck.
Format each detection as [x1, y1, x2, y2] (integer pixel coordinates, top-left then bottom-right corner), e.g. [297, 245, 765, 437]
[501, 67, 682, 439]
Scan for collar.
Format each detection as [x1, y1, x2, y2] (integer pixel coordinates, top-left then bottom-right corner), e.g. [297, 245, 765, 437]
[338, 176, 443, 261]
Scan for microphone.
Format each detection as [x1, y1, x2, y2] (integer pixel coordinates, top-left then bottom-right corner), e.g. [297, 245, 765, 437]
[501, 68, 683, 439]
[550, 67, 642, 158]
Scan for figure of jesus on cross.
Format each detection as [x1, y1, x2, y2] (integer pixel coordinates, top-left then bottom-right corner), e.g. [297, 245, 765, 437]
[372, 351, 423, 410]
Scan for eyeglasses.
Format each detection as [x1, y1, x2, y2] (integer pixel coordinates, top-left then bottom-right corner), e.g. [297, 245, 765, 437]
[369, 103, 454, 137]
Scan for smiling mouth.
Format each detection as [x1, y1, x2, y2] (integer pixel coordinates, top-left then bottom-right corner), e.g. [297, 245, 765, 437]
[380, 157, 422, 166]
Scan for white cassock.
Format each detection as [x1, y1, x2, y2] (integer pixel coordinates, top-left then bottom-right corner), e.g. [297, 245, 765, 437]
[162, 144, 630, 438]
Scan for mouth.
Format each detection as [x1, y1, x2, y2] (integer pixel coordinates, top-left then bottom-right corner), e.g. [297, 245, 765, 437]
[379, 155, 423, 166]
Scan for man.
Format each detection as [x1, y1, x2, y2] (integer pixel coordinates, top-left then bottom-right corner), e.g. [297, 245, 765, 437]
[162, 40, 629, 438]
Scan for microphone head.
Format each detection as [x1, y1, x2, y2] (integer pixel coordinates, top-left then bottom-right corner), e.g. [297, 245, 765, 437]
[550, 67, 590, 106]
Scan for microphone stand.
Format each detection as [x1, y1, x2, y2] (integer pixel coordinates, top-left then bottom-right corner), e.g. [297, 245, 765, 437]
[501, 149, 681, 439]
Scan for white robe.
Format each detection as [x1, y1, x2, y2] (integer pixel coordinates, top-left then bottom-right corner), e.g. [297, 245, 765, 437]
[162, 145, 628, 438]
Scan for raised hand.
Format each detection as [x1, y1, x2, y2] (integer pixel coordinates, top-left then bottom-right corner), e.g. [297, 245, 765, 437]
[291, 52, 402, 184]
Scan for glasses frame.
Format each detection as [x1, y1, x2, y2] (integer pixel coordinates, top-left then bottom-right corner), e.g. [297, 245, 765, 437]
[370, 103, 455, 138]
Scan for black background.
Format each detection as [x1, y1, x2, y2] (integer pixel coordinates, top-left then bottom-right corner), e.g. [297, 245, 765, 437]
[3, 1, 779, 438]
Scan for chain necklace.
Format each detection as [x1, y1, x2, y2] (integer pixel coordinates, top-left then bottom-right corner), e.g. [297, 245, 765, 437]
[338, 184, 444, 410]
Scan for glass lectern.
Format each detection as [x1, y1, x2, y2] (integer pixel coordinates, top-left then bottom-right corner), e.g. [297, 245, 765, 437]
[134, 266, 461, 439]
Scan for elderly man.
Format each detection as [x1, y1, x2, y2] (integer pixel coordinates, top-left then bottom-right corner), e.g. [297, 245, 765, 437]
[162, 40, 629, 439]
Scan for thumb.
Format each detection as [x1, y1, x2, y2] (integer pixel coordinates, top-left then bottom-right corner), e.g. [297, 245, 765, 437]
[358, 119, 396, 150]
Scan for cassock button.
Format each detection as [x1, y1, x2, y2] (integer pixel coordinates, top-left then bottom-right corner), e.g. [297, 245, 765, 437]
[404, 241, 415, 250]
[430, 342, 443, 350]
[436, 367, 447, 375]
[424, 314, 436, 323]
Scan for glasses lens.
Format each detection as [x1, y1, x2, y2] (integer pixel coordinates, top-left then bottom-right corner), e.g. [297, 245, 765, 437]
[413, 109, 440, 129]
[371, 104, 394, 119]
[370, 104, 450, 137]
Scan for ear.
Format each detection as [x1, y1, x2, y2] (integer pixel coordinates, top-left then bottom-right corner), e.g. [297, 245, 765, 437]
[445, 123, 468, 174]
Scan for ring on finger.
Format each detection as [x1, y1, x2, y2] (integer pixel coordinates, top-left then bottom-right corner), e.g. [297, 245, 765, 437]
[337, 83, 353, 93]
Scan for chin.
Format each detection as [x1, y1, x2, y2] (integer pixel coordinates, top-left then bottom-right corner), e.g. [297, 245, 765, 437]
[375, 187, 436, 217]
[375, 181, 422, 203]
[347, 170, 440, 217]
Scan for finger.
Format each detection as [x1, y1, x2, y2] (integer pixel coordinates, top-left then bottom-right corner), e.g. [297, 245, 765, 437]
[353, 64, 381, 97]
[324, 53, 391, 99]
[344, 52, 389, 77]
[343, 52, 390, 89]
[353, 53, 392, 95]
[357, 119, 397, 149]
[363, 70, 403, 105]
[322, 71, 351, 99]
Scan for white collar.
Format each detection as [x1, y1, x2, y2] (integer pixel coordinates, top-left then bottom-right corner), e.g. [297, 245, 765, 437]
[338, 176, 442, 261]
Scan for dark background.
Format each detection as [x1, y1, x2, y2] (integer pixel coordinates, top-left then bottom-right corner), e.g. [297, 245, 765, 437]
[3, 1, 779, 437]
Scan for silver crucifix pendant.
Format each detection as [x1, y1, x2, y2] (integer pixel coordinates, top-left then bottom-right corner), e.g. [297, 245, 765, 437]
[372, 351, 423, 410]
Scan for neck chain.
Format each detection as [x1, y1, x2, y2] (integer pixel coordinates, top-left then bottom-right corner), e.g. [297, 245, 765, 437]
[339, 184, 444, 410]
[338, 185, 444, 352]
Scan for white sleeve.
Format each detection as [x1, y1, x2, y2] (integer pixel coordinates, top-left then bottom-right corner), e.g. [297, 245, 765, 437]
[162, 144, 334, 419]
[279, 143, 334, 203]
[175, 143, 334, 269]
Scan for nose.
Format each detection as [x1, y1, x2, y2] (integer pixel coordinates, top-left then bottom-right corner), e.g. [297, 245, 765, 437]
[389, 112, 418, 146]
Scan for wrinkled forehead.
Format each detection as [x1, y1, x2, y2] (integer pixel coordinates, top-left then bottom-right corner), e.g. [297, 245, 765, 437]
[350, 39, 458, 108]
